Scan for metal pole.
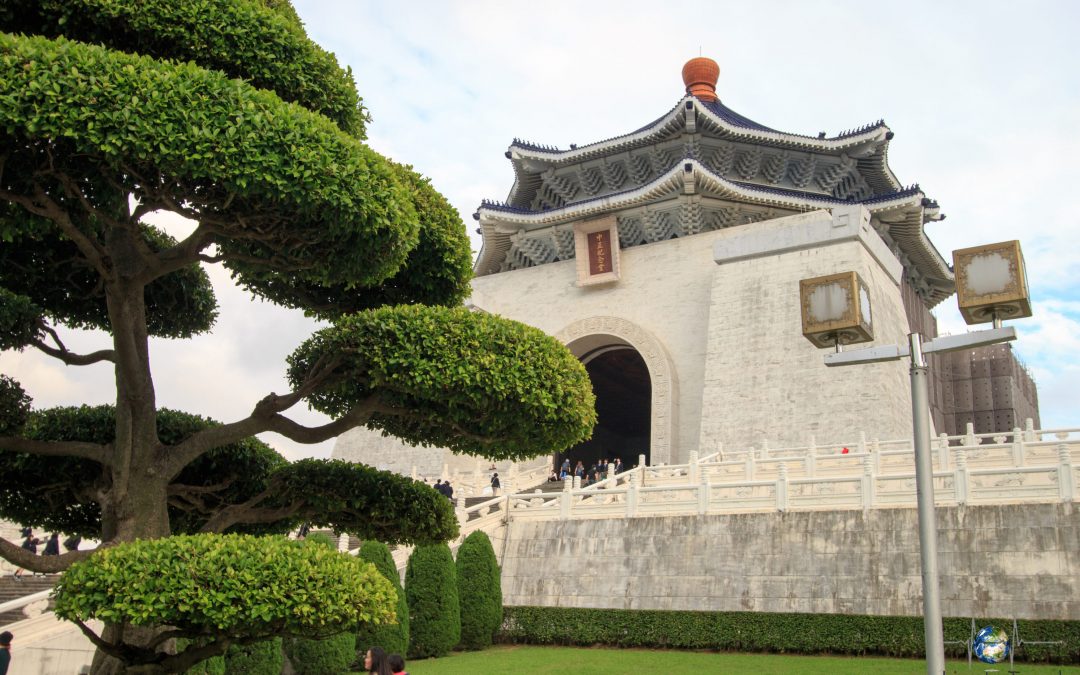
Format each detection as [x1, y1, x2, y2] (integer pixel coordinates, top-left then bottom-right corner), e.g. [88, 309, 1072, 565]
[909, 332, 945, 674]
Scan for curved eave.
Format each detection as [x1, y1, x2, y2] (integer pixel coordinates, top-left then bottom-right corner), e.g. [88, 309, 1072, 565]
[509, 95, 892, 164]
[476, 160, 952, 296]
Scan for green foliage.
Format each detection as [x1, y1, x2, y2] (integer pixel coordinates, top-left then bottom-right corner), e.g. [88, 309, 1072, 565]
[234, 163, 473, 320]
[499, 607, 1080, 663]
[305, 531, 336, 550]
[0, 219, 218, 339]
[54, 534, 397, 641]
[405, 543, 460, 659]
[269, 459, 458, 546]
[0, 287, 43, 351]
[0, 0, 367, 137]
[284, 632, 355, 675]
[0, 405, 286, 537]
[0, 31, 419, 292]
[282, 532, 358, 674]
[223, 638, 282, 674]
[288, 305, 596, 461]
[356, 540, 409, 657]
[455, 531, 502, 650]
[0, 373, 30, 435]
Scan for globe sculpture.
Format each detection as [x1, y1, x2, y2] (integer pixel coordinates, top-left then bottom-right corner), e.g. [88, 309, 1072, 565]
[973, 625, 1012, 664]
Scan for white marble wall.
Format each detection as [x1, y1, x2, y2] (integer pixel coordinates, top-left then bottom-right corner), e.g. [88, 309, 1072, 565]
[470, 205, 919, 463]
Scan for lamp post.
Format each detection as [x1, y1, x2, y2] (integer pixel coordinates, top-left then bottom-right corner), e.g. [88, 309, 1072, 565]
[800, 240, 1032, 675]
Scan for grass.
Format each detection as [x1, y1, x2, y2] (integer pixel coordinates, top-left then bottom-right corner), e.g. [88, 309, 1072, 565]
[385, 646, 1080, 674]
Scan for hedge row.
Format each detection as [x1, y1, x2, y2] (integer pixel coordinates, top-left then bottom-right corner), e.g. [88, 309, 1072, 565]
[499, 606, 1080, 663]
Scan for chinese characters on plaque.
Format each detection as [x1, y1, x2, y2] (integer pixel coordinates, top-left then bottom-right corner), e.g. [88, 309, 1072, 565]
[588, 230, 611, 275]
[573, 216, 620, 286]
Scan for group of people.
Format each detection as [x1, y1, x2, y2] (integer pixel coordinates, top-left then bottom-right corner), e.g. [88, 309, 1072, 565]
[363, 646, 407, 675]
[556, 457, 623, 485]
[433, 479, 454, 500]
[13, 528, 80, 580]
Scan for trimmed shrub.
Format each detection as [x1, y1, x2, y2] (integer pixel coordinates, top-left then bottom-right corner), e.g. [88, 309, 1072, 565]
[455, 531, 502, 649]
[356, 541, 409, 657]
[283, 533, 362, 674]
[499, 606, 1080, 663]
[54, 534, 397, 642]
[405, 543, 460, 658]
[224, 638, 282, 674]
[284, 632, 354, 675]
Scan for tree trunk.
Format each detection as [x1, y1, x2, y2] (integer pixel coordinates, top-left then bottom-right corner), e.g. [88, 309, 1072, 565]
[89, 225, 174, 674]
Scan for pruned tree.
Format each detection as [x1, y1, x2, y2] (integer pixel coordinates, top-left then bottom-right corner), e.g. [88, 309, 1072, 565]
[0, 1, 595, 672]
[456, 530, 503, 650]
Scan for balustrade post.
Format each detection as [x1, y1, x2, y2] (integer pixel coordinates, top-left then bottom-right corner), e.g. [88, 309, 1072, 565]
[936, 434, 949, 471]
[964, 422, 977, 447]
[456, 495, 469, 528]
[626, 473, 639, 517]
[573, 475, 581, 490]
[698, 474, 710, 515]
[411, 465, 418, 481]
[1012, 428, 1025, 467]
[954, 446, 968, 505]
[871, 437, 881, 453]
[689, 450, 700, 484]
[861, 455, 874, 509]
[441, 463, 449, 482]
[858, 431, 867, 453]
[638, 453, 647, 469]
[775, 462, 788, 512]
[1024, 417, 1036, 442]
[745, 453, 754, 481]
[560, 479, 572, 519]
[1058, 442, 1075, 502]
[805, 452, 816, 478]
[337, 533, 349, 553]
[808, 434, 817, 454]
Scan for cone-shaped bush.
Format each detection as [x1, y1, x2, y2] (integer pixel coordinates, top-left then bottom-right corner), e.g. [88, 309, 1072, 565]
[405, 543, 460, 658]
[456, 530, 503, 649]
[356, 540, 409, 657]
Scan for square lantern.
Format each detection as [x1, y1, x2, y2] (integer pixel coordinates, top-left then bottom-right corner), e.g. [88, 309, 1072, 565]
[799, 271, 874, 349]
[953, 240, 1032, 325]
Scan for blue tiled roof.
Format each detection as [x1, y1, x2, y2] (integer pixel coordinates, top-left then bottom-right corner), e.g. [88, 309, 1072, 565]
[508, 97, 887, 155]
[697, 99, 777, 132]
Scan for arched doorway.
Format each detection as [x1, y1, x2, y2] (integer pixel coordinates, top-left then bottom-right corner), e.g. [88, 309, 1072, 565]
[556, 345, 651, 474]
[555, 316, 678, 468]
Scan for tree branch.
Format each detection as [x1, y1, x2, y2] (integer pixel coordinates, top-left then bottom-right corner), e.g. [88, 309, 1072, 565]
[0, 435, 109, 463]
[0, 183, 110, 277]
[199, 498, 305, 534]
[71, 618, 124, 658]
[31, 322, 115, 365]
[0, 537, 105, 573]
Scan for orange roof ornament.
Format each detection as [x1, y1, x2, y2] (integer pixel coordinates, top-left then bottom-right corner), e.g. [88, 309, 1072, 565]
[682, 56, 719, 102]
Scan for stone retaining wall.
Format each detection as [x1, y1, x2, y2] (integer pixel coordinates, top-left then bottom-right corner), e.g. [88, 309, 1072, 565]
[500, 503, 1079, 620]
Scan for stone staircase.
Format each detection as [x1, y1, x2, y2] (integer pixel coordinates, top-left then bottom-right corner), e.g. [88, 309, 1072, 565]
[0, 574, 59, 626]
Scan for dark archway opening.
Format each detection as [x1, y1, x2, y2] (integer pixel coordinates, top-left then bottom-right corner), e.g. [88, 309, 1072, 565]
[556, 346, 651, 474]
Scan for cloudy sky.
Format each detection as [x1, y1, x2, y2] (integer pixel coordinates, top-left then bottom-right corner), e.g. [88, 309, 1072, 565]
[2, 1, 1077, 459]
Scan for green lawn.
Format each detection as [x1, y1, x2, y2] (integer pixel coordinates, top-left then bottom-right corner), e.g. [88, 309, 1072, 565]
[389, 646, 1080, 674]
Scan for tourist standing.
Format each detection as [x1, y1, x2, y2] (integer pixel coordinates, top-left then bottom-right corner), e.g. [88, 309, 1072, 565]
[363, 646, 392, 675]
[490, 472, 500, 495]
[42, 533, 60, 556]
[387, 653, 408, 675]
[443, 481, 454, 500]
[13, 529, 38, 580]
[0, 630, 12, 674]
